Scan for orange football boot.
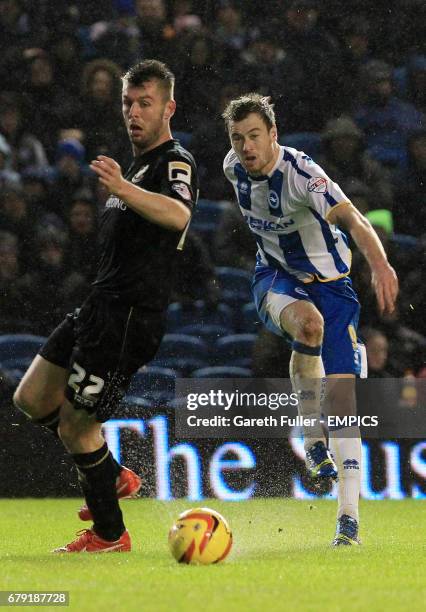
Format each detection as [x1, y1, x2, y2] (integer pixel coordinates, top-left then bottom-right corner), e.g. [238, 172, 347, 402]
[52, 529, 131, 553]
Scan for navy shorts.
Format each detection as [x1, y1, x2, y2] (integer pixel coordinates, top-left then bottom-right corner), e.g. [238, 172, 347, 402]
[39, 291, 166, 421]
[252, 264, 366, 376]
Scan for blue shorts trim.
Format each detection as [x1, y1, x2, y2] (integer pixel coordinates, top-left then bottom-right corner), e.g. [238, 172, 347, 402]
[252, 264, 363, 376]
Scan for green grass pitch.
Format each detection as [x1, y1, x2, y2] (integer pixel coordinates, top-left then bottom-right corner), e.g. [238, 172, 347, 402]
[0, 499, 425, 611]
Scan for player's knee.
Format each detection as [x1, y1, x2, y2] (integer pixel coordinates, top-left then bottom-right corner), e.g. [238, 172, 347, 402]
[298, 315, 324, 346]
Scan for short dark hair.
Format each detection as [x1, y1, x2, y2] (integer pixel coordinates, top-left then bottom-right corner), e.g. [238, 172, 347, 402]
[122, 59, 175, 100]
[222, 93, 276, 130]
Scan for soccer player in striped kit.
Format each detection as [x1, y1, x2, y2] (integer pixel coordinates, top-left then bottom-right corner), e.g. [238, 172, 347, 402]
[222, 94, 398, 545]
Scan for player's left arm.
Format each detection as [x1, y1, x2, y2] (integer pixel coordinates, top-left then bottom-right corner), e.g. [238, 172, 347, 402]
[90, 155, 191, 231]
[328, 203, 399, 315]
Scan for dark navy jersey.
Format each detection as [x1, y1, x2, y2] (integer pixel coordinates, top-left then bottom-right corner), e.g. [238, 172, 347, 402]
[93, 139, 198, 310]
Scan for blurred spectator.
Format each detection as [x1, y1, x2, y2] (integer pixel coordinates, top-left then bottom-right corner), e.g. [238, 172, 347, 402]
[0, 230, 27, 333]
[318, 116, 394, 210]
[214, 2, 249, 59]
[190, 83, 241, 200]
[0, 183, 35, 272]
[0, 92, 49, 172]
[214, 203, 257, 271]
[52, 138, 90, 218]
[405, 55, 426, 115]
[275, 0, 345, 129]
[0, 0, 34, 88]
[23, 50, 78, 159]
[172, 0, 202, 34]
[176, 31, 223, 130]
[361, 327, 392, 377]
[0, 135, 21, 186]
[338, 17, 373, 111]
[343, 180, 372, 215]
[21, 168, 54, 217]
[19, 225, 88, 335]
[66, 189, 98, 281]
[353, 59, 425, 166]
[237, 24, 304, 127]
[392, 129, 426, 236]
[170, 230, 220, 306]
[79, 59, 129, 163]
[47, 30, 84, 96]
[135, 0, 176, 64]
[89, 1, 140, 69]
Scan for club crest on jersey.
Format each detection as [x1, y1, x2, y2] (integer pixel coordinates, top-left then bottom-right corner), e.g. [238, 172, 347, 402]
[131, 165, 150, 183]
[268, 190, 280, 209]
[307, 177, 327, 193]
[239, 181, 249, 195]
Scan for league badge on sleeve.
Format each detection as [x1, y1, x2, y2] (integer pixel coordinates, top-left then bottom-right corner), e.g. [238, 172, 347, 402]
[307, 177, 328, 193]
[171, 181, 192, 201]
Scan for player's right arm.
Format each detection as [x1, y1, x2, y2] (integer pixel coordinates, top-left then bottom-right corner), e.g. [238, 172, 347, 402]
[90, 155, 191, 231]
[328, 203, 399, 315]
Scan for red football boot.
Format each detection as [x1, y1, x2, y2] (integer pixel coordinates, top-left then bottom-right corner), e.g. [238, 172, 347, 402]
[52, 529, 131, 553]
[78, 466, 142, 521]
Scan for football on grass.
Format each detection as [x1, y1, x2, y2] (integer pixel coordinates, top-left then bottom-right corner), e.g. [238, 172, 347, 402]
[168, 507, 233, 565]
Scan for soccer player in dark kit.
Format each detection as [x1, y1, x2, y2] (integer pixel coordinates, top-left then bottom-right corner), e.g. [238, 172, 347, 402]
[13, 60, 198, 553]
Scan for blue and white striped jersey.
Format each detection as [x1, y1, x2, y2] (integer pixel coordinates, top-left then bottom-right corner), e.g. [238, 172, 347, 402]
[223, 145, 352, 283]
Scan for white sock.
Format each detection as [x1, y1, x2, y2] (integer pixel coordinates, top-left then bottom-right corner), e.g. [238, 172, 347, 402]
[290, 348, 326, 451]
[329, 426, 361, 522]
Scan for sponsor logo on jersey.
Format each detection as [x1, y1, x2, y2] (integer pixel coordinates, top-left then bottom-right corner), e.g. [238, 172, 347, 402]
[268, 190, 280, 209]
[307, 176, 328, 193]
[168, 160, 192, 185]
[171, 181, 192, 201]
[244, 215, 294, 231]
[131, 164, 150, 183]
[105, 196, 127, 211]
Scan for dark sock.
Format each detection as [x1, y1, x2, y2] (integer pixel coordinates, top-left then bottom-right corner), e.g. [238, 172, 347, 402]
[33, 408, 61, 438]
[72, 442, 125, 541]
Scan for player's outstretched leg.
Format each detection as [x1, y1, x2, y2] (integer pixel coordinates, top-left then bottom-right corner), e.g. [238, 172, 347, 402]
[281, 301, 337, 480]
[78, 465, 142, 521]
[327, 378, 361, 546]
[53, 401, 131, 553]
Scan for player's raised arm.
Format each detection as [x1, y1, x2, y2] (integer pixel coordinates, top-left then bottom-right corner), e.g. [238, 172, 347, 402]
[90, 155, 191, 231]
[327, 202, 399, 315]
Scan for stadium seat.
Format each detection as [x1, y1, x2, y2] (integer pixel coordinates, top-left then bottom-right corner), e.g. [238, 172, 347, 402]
[280, 132, 322, 157]
[173, 323, 232, 344]
[215, 333, 257, 368]
[166, 302, 234, 332]
[0, 334, 47, 366]
[151, 334, 209, 376]
[190, 199, 227, 238]
[191, 366, 253, 378]
[239, 303, 262, 333]
[215, 267, 253, 306]
[127, 366, 177, 404]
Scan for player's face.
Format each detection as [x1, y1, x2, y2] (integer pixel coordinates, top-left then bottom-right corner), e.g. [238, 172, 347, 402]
[122, 79, 175, 153]
[229, 113, 278, 176]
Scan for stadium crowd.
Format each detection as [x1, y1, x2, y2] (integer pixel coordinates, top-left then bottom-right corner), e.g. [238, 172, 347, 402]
[0, 0, 425, 381]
